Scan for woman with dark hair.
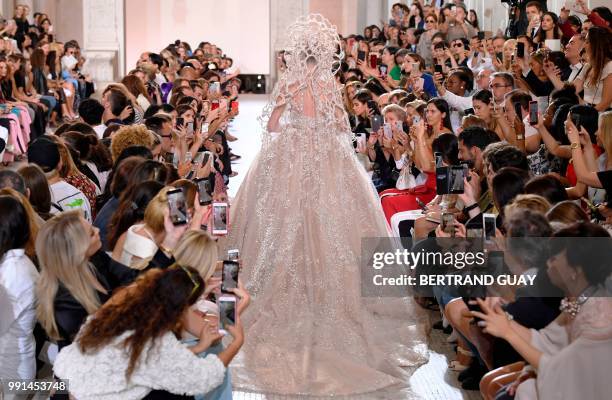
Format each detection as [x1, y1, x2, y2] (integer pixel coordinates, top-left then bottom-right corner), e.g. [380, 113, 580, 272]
[351, 89, 375, 134]
[106, 180, 164, 253]
[18, 164, 53, 220]
[534, 12, 563, 45]
[473, 89, 504, 140]
[407, 1, 425, 30]
[53, 266, 244, 399]
[524, 173, 569, 205]
[573, 26, 612, 111]
[0, 195, 39, 383]
[468, 9, 479, 30]
[60, 131, 102, 192]
[426, 97, 454, 134]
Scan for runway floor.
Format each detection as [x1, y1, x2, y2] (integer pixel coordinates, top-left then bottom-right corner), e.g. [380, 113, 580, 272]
[226, 94, 481, 400]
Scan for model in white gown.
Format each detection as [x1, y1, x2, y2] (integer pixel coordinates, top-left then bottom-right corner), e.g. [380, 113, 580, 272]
[226, 14, 429, 397]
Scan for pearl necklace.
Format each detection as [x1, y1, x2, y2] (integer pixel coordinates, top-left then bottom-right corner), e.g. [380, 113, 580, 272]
[559, 286, 596, 319]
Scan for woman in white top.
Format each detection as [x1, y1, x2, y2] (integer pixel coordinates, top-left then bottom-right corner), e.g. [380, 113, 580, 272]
[0, 195, 39, 381]
[109, 182, 166, 267]
[574, 27, 612, 111]
[54, 266, 245, 399]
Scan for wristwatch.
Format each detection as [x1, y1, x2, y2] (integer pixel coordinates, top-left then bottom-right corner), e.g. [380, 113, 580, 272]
[516, 134, 524, 140]
[571, 142, 580, 149]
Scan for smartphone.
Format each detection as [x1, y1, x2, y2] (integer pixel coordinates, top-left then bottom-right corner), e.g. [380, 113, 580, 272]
[571, 112, 582, 131]
[369, 53, 378, 69]
[462, 163, 471, 182]
[167, 188, 188, 225]
[413, 115, 421, 125]
[435, 157, 449, 195]
[394, 121, 403, 132]
[210, 81, 221, 94]
[477, 31, 485, 41]
[434, 152, 444, 168]
[231, 101, 239, 113]
[383, 123, 392, 139]
[379, 64, 388, 77]
[355, 133, 366, 149]
[516, 42, 525, 58]
[195, 177, 212, 206]
[221, 260, 239, 293]
[202, 151, 212, 166]
[529, 100, 538, 125]
[211, 100, 220, 110]
[371, 114, 383, 133]
[483, 213, 496, 241]
[441, 212, 454, 234]
[211, 202, 229, 235]
[227, 249, 240, 261]
[218, 296, 236, 333]
[192, 151, 204, 166]
[410, 62, 420, 77]
[434, 64, 443, 75]
[357, 50, 366, 62]
[462, 296, 484, 323]
[449, 165, 465, 194]
[175, 117, 184, 129]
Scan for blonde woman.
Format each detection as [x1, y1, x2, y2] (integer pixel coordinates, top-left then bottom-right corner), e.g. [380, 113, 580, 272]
[174, 230, 250, 400]
[493, 39, 516, 72]
[111, 186, 171, 268]
[36, 210, 182, 351]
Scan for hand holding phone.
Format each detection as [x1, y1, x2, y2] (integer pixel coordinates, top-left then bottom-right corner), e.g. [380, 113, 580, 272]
[221, 260, 239, 293]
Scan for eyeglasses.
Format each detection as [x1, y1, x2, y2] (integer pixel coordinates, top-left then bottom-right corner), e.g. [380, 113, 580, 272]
[489, 84, 511, 89]
[426, 20, 435, 23]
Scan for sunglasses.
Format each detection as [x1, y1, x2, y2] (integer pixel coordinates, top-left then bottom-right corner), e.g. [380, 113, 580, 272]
[452, 43, 464, 48]
[175, 264, 201, 297]
[426, 20, 435, 23]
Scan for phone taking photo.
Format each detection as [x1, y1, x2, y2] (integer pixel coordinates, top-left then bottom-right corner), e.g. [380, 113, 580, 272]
[441, 212, 455, 235]
[516, 42, 525, 58]
[167, 188, 188, 225]
[449, 165, 465, 194]
[212, 202, 229, 235]
[218, 296, 236, 334]
[221, 260, 239, 293]
[195, 177, 213, 206]
[383, 123, 392, 139]
[529, 100, 538, 125]
[175, 117, 184, 129]
[483, 213, 497, 242]
[371, 114, 383, 133]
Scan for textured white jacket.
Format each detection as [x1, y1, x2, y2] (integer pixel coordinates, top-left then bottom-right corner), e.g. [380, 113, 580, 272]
[54, 330, 225, 399]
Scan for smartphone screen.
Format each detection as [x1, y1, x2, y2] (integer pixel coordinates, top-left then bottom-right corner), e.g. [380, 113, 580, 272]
[357, 50, 366, 61]
[371, 115, 383, 133]
[410, 62, 420, 77]
[211, 100, 220, 110]
[434, 64, 443, 75]
[195, 177, 212, 206]
[571, 112, 582, 131]
[369, 54, 378, 69]
[516, 42, 525, 58]
[231, 101, 239, 113]
[483, 213, 496, 241]
[477, 31, 485, 41]
[167, 188, 188, 225]
[221, 260, 239, 292]
[449, 166, 465, 194]
[529, 100, 538, 125]
[394, 121, 403, 132]
[379, 65, 388, 77]
[175, 117, 184, 129]
[413, 115, 421, 125]
[436, 166, 449, 195]
[227, 249, 240, 261]
[383, 123, 392, 139]
[441, 212, 454, 234]
[212, 202, 229, 235]
[218, 297, 236, 332]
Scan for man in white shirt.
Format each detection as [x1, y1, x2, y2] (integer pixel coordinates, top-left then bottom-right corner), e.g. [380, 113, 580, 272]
[27, 136, 93, 222]
[565, 33, 585, 83]
[78, 98, 107, 139]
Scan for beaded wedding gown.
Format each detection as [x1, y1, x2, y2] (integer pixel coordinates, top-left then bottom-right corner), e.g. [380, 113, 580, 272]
[226, 14, 429, 397]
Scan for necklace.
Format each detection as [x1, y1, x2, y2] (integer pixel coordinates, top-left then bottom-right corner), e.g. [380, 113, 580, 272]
[560, 286, 597, 318]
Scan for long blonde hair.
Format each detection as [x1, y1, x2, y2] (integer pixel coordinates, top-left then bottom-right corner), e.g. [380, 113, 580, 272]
[173, 230, 218, 281]
[36, 211, 107, 340]
[599, 111, 612, 157]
